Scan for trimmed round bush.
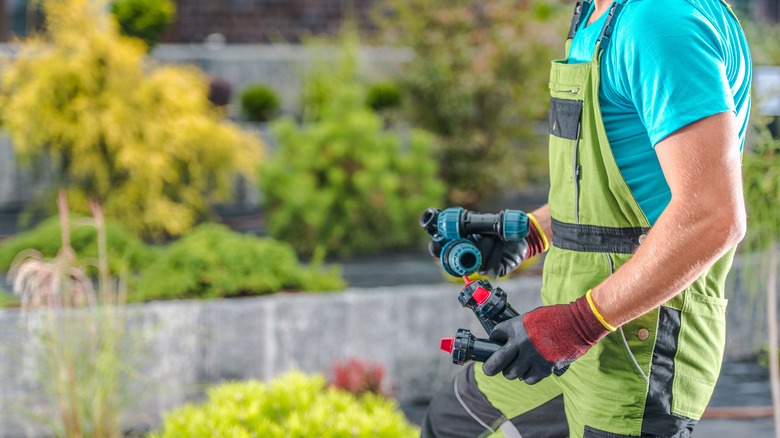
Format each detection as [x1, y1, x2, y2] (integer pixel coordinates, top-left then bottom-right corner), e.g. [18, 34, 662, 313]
[151, 371, 419, 438]
[131, 223, 344, 301]
[240, 84, 281, 122]
[366, 82, 402, 112]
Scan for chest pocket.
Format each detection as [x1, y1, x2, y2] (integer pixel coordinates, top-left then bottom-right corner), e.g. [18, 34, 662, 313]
[549, 97, 583, 140]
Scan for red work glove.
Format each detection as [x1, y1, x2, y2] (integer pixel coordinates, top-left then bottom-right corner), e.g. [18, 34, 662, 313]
[482, 291, 613, 384]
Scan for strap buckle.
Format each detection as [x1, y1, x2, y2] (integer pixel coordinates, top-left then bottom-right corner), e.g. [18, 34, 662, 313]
[597, 1, 625, 50]
[567, 0, 593, 39]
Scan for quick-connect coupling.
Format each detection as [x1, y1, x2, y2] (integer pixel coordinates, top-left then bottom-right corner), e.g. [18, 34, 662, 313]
[437, 207, 465, 241]
[501, 210, 530, 241]
[440, 238, 482, 277]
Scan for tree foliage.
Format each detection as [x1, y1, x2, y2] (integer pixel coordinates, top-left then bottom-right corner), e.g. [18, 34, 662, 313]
[377, 0, 570, 206]
[0, 0, 261, 240]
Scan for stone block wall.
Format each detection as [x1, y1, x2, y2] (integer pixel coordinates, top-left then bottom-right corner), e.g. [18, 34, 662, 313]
[167, 0, 381, 44]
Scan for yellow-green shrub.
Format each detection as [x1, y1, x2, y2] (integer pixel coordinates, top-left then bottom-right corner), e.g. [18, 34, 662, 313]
[151, 371, 419, 438]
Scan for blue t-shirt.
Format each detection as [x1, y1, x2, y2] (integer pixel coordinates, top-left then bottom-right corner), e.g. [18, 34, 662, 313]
[568, 0, 752, 225]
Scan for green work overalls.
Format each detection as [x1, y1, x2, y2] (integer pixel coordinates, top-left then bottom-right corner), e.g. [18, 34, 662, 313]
[472, 1, 736, 436]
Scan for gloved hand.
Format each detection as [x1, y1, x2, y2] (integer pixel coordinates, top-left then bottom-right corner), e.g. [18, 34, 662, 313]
[474, 212, 548, 278]
[482, 291, 613, 384]
[473, 235, 528, 278]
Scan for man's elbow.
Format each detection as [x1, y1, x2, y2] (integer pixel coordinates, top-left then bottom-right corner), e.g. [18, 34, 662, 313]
[714, 203, 747, 248]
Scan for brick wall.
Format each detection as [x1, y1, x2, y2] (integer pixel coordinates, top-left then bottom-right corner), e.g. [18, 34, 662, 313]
[165, 0, 380, 44]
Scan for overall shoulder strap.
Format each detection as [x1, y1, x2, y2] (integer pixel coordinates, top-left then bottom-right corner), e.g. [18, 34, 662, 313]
[567, 0, 593, 39]
[592, 0, 629, 59]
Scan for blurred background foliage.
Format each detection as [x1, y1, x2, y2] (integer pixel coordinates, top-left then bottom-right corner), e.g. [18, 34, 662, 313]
[376, 0, 571, 207]
[742, 20, 780, 65]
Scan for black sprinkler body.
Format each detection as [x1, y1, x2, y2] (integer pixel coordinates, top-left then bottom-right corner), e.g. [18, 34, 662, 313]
[458, 276, 520, 334]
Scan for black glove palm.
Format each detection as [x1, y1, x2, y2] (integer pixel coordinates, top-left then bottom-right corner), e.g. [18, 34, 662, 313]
[482, 316, 567, 384]
[474, 235, 528, 278]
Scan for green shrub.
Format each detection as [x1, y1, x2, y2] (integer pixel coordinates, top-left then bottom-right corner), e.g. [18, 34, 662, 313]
[151, 371, 419, 438]
[240, 84, 281, 122]
[366, 82, 403, 113]
[259, 33, 445, 257]
[132, 224, 344, 301]
[110, 0, 175, 50]
[0, 215, 152, 275]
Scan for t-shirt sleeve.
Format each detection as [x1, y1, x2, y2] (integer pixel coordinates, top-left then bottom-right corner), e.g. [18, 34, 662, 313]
[609, 4, 734, 147]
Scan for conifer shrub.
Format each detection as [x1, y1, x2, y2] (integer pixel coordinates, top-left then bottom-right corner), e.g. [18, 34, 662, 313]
[151, 371, 419, 438]
[132, 224, 344, 301]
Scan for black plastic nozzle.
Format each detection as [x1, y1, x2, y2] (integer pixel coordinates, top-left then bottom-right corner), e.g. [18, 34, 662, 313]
[419, 208, 441, 238]
[440, 328, 502, 365]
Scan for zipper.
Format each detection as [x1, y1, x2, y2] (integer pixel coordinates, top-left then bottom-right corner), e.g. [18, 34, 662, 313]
[604, 252, 650, 383]
[554, 88, 580, 95]
[573, 121, 582, 224]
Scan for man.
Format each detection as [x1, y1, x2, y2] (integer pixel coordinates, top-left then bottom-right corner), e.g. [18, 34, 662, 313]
[422, 0, 752, 437]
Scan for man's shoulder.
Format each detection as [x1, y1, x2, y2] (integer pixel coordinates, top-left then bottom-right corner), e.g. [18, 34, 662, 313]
[619, 0, 738, 33]
[619, 0, 711, 33]
[612, 0, 739, 56]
